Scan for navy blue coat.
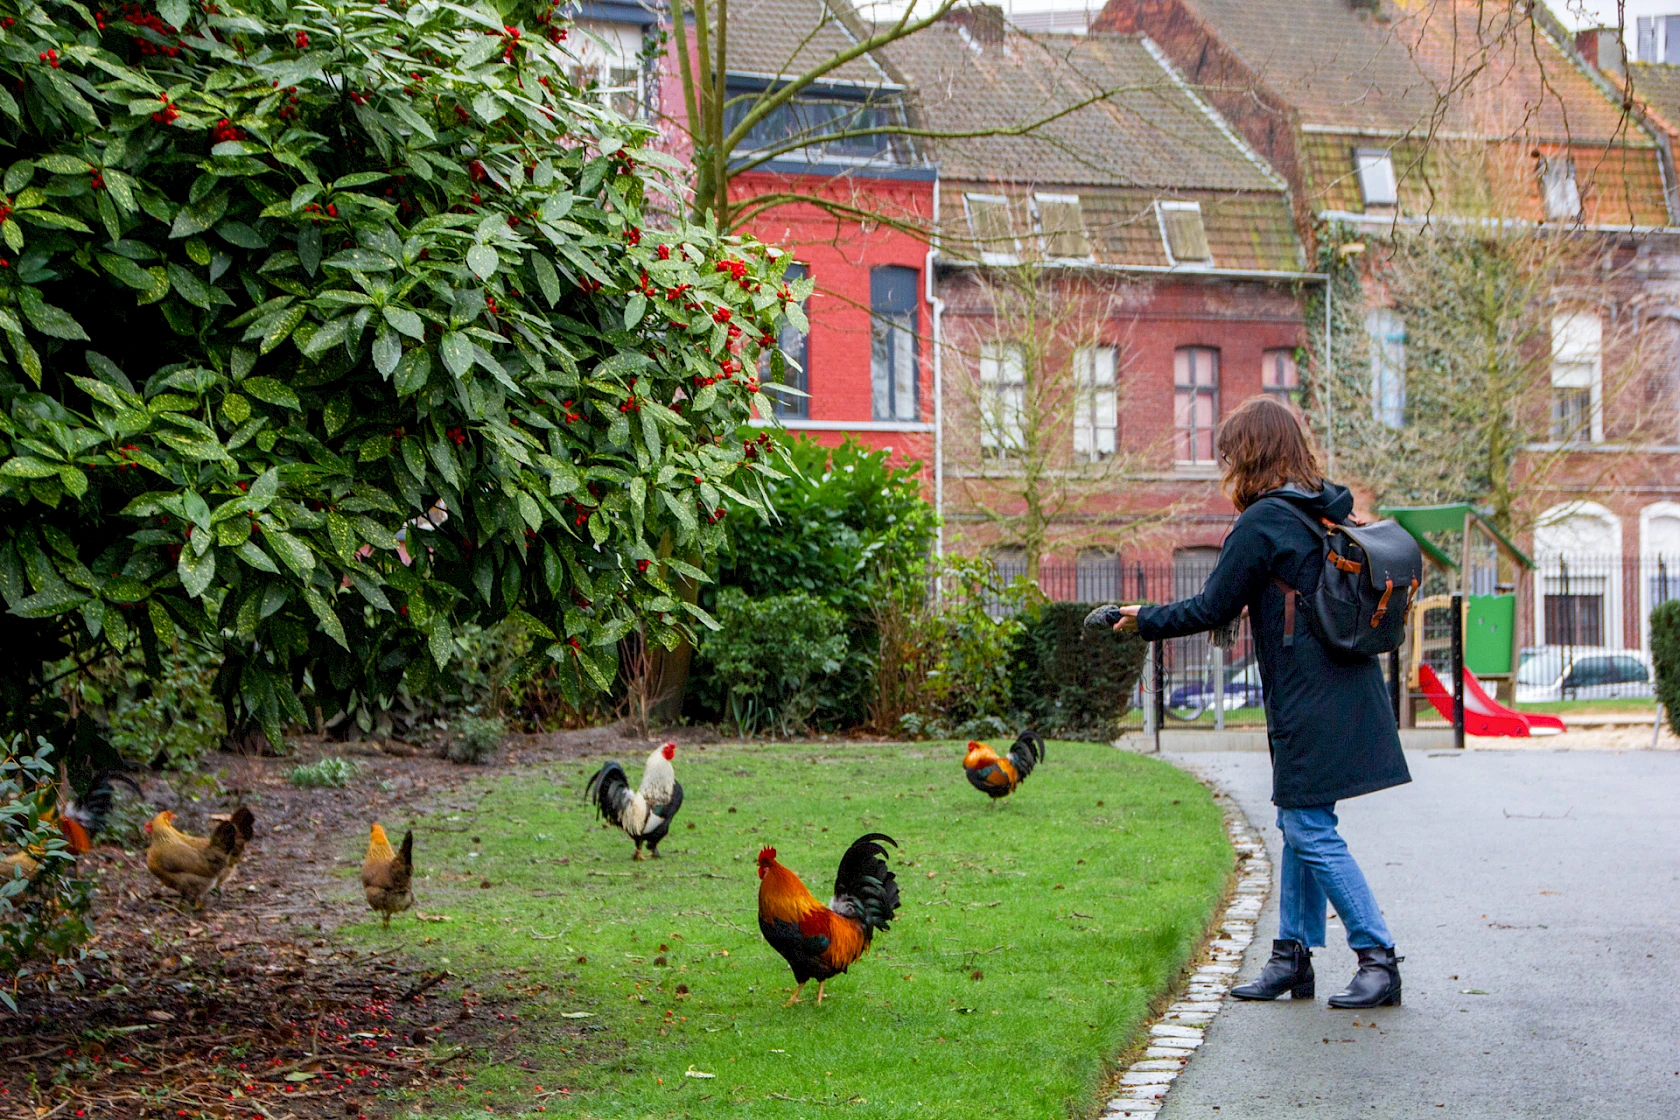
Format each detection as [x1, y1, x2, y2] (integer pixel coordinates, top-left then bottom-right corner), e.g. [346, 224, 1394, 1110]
[1137, 483, 1411, 808]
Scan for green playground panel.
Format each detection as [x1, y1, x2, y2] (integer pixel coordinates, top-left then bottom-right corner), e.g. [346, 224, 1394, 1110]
[1466, 593, 1516, 675]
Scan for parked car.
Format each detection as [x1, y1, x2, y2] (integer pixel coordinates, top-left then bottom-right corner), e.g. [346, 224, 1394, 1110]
[1167, 655, 1265, 713]
[1513, 646, 1654, 704]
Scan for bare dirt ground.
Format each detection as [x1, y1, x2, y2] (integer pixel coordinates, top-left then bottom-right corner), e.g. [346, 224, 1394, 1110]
[0, 721, 716, 1120]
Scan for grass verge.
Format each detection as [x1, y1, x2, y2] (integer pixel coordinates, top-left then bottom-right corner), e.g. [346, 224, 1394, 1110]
[343, 739, 1231, 1120]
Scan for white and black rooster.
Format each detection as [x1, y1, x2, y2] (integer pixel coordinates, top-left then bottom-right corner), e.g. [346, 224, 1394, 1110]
[584, 743, 684, 860]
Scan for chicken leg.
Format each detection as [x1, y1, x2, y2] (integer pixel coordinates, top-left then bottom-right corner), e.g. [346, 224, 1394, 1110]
[784, 982, 806, 1007]
[816, 981, 829, 1004]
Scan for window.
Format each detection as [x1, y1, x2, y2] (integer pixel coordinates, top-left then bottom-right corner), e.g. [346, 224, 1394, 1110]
[1544, 594, 1603, 647]
[1173, 546, 1221, 599]
[964, 194, 1017, 264]
[979, 341, 1026, 457]
[760, 263, 808, 418]
[1551, 312, 1601, 443]
[1540, 156, 1582, 221]
[1637, 15, 1680, 63]
[1173, 347, 1219, 463]
[571, 21, 647, 118]
[1262, 348, 1299, 402]
[1157, 201, 1212, 265]
[1366, 308, 1406, 428]
[1076, 549, 1119, 602]
[1355, 148, 1398, 207]
[870, 266, 919, 422]
[993, 547, 1028, 586]
[723, 92, 898, 162]
[1073, 345, 1117, 461]
[1033, 194, 1090, 259]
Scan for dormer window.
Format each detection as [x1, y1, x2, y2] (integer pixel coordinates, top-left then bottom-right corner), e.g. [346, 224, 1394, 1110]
[1157, 201, 1212, 266]
[1540, 156, 1582, 221]
[1355, 148, 1398, 207]
[965, 194, 1019, 265]
[1033, 193, 1090, 259]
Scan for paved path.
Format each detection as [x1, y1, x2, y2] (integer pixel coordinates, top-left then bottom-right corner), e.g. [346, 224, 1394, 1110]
[1156, 749, 1680, 1120]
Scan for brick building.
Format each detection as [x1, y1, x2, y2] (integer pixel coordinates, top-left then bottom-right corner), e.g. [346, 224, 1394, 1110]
[881, 10, 1313, 585]
[1098, 0, 1680, 652]
[655, 0, 939, 473]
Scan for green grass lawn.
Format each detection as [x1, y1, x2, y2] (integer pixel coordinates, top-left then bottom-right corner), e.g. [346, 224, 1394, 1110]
[344, 740, 1231, 1120]
[1513, 698, 1659, 716]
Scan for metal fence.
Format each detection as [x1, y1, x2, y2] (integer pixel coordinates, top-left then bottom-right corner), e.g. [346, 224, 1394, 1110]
[986, 551, 1674, 724]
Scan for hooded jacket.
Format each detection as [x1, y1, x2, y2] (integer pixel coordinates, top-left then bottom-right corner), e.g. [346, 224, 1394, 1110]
[1137, 483, 1411, 807]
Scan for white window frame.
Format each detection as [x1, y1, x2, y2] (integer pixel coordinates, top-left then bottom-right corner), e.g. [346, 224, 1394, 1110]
[979, 341, 1026, 457]
[964, 193, 1019, 265]
[1072, 344, 1117, 460]
[1156, 201, 1212, 267]
[1551, 311, 1603, 444]
[1355, 148, 1399, 207]
[1031, 193, 1091, 260]
[1540, 156, 1582, 222]
[1366, 308, 1406, 429]
[570, 20, 648, 119]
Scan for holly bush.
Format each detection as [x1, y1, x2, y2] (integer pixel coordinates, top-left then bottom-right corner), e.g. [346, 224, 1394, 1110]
[0, 0, 807, 745]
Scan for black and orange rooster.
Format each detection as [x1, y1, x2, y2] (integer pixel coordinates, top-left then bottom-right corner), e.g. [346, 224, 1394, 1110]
[757, 833, 902, 1005]
[4, 764, 139, 881]
[963, 730, 1044, 800]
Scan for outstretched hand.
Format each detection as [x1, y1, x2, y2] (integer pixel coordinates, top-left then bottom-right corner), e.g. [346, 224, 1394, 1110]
[1112, 605, 1142, 633]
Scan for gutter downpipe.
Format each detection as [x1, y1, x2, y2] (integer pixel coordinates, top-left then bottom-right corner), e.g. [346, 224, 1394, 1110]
[1324, 270, 1334, 475]
[927, 176, 945, 568]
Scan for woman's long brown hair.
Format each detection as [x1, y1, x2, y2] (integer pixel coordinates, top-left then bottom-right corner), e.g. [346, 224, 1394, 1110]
[1217, 396, 1325, 512]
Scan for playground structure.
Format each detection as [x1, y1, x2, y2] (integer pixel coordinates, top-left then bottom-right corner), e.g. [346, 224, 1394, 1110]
[1378, 503, 1565, 743]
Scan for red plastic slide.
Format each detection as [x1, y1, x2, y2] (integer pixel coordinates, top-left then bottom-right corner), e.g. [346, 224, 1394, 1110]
[1417, 663, 1567, 737]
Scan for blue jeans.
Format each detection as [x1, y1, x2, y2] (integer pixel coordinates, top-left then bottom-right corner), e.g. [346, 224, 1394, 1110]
[1276, 805, 1393, 951]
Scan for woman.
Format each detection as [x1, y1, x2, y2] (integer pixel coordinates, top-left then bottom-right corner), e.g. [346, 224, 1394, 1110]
[1113, 395, 1408, 1009]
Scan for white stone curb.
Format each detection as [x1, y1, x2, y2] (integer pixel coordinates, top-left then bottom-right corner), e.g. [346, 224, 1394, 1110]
[1101, 788, 1270, 1118]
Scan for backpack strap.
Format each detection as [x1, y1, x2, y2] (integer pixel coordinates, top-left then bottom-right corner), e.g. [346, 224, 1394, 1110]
[1260, 498, 1333, 652]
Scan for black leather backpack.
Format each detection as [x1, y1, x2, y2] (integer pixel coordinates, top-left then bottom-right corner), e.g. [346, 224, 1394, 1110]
[1269, 501, 1423, 658]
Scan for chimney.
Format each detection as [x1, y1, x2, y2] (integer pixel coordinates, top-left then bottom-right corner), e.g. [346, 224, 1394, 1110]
[947, 3, 1007, 45]
[1577, 26, 1626, 78]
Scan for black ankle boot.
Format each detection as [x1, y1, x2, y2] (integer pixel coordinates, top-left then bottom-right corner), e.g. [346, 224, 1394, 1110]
[1231, 939, 1315, 1000]
[1327, 945, 1402, 1008]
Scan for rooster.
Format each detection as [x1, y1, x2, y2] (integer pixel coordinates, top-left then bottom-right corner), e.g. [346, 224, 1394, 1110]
[144, 810, 242, 907]
[584, 743, 683, 859]
[3, 765, 139, 880]
[362, 823, 414, 927]
[757, 833, 902, 1005]
[963, 730, 1044, 800]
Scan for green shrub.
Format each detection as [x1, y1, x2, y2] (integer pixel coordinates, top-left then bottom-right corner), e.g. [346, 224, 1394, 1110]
[288, 756, 358, 789]
[1012, 602, 1148, 741]
[0, 0, 801, 758]
[1652, 600, 1680, 736]
[59, 646, 224, 771]
[932, 558, 1031, 733]
[0, 737, 94, 997]
[447, 714, 505, 765]
[701, 589, 848, 736]
[698, 436, 937, 725]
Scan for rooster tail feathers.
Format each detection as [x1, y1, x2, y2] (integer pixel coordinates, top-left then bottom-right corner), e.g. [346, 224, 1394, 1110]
[398, 829, 414, 868]
[1010, 730, 1045, 780]
[209, 820, 239, 856]
[61, 770, 142, 836]
[833, 833, 901, 935]
[584, 762, 632, 823]
[229, 806, 256, 842]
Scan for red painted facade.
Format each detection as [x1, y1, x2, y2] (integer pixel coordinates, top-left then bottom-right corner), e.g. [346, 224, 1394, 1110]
[730, 171, 937, 476]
